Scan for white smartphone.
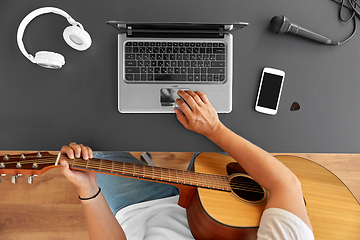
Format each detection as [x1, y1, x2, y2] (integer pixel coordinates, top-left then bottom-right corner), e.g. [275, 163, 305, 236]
[255, 67, 285, 115]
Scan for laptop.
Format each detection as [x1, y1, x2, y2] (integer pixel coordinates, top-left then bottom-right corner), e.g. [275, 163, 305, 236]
[107, 21, 248, 113]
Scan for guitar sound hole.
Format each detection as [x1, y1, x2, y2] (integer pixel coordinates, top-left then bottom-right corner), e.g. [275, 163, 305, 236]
[229, 175, 265, 202]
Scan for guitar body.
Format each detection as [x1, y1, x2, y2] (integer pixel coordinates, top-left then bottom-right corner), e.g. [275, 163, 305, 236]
[186, 153, 360, 240]
[186, 153, 264, 240]
[276, 155, 360, 240]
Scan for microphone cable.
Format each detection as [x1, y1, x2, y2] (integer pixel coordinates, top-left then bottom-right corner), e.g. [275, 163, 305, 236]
[330, 0, 360, 45]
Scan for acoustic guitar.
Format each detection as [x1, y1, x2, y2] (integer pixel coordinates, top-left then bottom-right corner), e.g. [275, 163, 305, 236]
[0, 152, 359, 239]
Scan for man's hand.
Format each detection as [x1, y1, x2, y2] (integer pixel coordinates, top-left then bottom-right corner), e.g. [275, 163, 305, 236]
[60, 142, 98, 199]
[175, 90, 223, 138]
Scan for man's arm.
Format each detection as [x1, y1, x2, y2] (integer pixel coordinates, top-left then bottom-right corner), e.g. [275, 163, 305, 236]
[60, 143, 127, 240]
[175, 90, 312, 230]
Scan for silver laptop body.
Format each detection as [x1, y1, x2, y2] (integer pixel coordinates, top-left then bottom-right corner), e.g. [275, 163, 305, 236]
[108, 21, 248, 113]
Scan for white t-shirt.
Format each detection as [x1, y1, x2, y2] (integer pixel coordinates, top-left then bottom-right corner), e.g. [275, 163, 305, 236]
[115, 196, 314, 240]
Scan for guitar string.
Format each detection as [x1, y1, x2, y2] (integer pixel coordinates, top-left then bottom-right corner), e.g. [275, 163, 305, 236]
[72, 160, 265, 192]
[2, 158, 264, 193]
[2, 157, 264, 193]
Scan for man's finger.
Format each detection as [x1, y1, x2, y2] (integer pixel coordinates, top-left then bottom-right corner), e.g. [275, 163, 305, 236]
[177, 90, 197, 109]
[195, 91, 210, 104]
[185, 90, 204, 106]
[175, 108, 190, 129]
[61, 145, 75, 159]
[176, 97, 192, 116]
[60, 159, 75, 180]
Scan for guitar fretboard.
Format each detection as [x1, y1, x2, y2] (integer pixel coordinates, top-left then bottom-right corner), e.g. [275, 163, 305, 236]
[66, 157, 231, 192]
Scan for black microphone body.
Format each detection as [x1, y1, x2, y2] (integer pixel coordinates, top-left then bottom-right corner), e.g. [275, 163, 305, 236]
[270, 15, 338, 45]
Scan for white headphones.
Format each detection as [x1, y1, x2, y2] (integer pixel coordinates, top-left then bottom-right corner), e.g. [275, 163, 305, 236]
[17, 7, 92, 69]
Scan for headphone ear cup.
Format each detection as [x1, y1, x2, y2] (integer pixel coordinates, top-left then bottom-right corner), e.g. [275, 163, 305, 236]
[63, 25, 92, 51]
[34, 51, 65, 69]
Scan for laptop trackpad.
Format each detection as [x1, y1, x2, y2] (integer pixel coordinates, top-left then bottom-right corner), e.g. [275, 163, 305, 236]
[160, 88, 189, 106]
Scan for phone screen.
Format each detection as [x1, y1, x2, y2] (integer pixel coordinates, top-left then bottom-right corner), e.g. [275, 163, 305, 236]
[257, 72, 284, 110]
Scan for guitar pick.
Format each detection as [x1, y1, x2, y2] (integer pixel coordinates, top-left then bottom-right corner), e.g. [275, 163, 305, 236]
[290, 102, 300, 111]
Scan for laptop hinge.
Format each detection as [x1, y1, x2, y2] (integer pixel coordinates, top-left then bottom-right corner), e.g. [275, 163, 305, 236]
[127, 26, 133, 36]
[219, 27, 224, 37]
[127, 27, 225, 37]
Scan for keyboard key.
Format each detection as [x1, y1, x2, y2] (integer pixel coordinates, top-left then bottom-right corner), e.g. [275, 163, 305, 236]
[208, 68, 225, 74]
[134, 74, 140, 81]
[125, 54, 135, 60]
[213, 48, 225, 54]
[154, 74, 187, 81]
[211, 61, 225, 67]
[216, 55, 226, 60]
[125, 74, 133, 80]
[126, 67, 140, 73]
[125, 61, 136, 66]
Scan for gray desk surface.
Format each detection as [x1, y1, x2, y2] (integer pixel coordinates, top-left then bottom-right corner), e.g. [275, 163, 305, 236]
[1, 0, 359, 153]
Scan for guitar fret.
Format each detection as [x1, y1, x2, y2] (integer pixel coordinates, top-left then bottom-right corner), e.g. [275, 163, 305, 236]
[201, 174, 209, 187]
[186, 171, 192, 185]
[98, 159, 110, 172]
[200, 173, 205, 187]
[203, 173, 207, 187]
[191, 172, 197, 186]
[213, 175, 218, 189]
[218, 174, 224, 189]
[169, 169, 175, 182]
[211, 175, 216, 189]
[153, 167, 161, 181]
[195, 172, 199, 186]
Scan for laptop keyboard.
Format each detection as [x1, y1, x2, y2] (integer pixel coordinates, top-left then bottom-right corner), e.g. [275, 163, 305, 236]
[123, 41, 226, 83]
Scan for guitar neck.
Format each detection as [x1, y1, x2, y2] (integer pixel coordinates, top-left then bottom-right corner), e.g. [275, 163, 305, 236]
[59, 154, 231, 192]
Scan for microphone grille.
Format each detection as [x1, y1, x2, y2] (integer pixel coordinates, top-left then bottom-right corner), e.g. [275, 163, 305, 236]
[269, 16, 284, 33]
[269, 15, 291, 34]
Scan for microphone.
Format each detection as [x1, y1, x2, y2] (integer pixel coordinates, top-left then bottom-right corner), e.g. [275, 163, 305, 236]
[269, 15, 338, 45]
